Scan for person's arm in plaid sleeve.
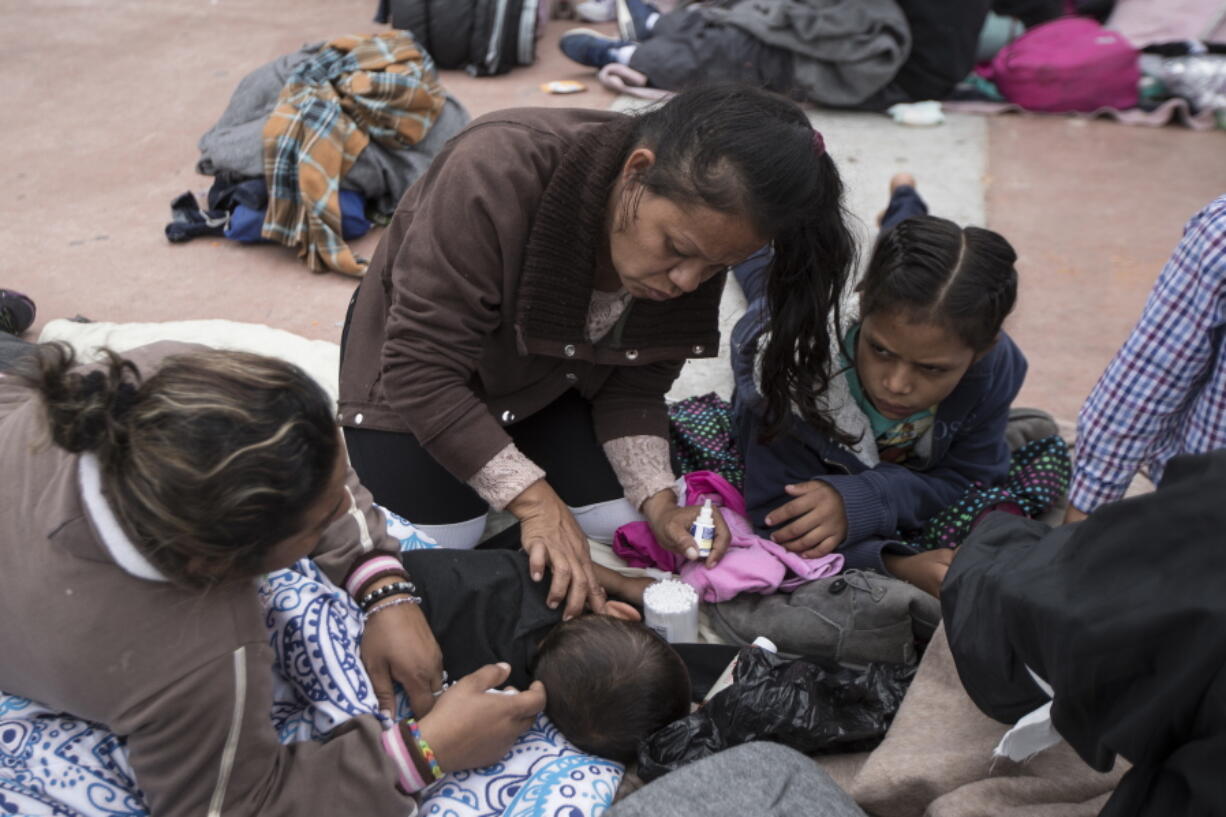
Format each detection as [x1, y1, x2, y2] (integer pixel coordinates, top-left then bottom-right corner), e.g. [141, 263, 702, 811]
[1067, 197, 1226, 519]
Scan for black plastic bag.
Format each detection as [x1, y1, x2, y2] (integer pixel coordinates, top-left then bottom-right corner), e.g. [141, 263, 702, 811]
[637, 647, 915, 782]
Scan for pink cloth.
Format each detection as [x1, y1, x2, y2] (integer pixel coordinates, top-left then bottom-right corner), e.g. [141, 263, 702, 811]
[596, 63, 673, 101]
[1109, 0, 1226, 47]
[680, 469, 746, 515]
[941, 97, 1220, 131]
[612, 471, 844, 602]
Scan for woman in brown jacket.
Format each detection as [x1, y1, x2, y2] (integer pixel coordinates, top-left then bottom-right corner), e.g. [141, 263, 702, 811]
[338, 84, 857, 620]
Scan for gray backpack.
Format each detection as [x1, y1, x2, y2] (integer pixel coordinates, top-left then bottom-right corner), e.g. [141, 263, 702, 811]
[386, 0, 539, 76]
[705, 570, 940, 667]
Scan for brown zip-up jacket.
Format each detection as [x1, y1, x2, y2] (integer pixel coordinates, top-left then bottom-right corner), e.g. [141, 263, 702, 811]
[0, 342, 415, 817]
[338, 107, 726, 482]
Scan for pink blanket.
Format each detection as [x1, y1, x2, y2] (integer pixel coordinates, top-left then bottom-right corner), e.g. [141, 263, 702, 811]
[612, 471, 844, 602]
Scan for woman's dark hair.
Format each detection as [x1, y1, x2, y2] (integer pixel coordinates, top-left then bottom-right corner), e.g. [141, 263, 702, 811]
[859, 215, 1019, 352]
[533, 615, 691, 764]
[623, 84, 857, 440]
[22, 343, 340, 587]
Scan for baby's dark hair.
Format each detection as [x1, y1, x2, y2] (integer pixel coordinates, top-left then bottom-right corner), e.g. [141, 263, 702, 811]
[859, 215, 1019, 352]
[532, 615, 691, 764]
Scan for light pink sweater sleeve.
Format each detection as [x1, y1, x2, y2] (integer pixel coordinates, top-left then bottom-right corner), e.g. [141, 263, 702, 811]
[467, 443, 546, 511]
[603, 434, 676, 510]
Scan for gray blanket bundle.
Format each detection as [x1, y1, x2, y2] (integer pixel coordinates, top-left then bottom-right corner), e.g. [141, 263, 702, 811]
[197, 44, 469, 217]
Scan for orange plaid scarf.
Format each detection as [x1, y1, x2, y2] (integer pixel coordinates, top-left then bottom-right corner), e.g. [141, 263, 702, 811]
[262, 32, 447, 276]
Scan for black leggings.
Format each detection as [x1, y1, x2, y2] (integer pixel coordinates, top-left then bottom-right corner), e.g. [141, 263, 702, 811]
[0, 332, 35, 374]
[340, 283, 626, 526]
[344, 389, 626, 525]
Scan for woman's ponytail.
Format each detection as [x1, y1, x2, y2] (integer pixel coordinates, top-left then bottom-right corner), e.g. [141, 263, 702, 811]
[26, 343, 142, 455]
[758, 152, 858, 442]
[622, 85, 858, 440]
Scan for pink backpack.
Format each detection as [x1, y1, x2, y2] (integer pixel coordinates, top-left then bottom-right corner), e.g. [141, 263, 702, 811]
[979, 17, 1139, 112]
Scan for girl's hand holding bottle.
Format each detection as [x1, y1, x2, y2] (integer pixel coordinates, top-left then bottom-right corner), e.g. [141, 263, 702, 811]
[765, 481, 847, 558]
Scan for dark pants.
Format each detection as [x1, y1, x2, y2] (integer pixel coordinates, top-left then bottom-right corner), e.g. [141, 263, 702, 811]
[0, 333, 35, 374]
[344, 390, 627, 524]
[339, 284, 628, 525]
[629, 8, 794, 94]
[878, 184, 929, 232]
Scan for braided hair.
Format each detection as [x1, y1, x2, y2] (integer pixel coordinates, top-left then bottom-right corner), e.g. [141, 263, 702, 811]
[858, 215, 1019, 353]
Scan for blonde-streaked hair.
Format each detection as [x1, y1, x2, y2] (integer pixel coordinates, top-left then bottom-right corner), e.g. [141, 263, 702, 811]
[23, 343, 341, 587]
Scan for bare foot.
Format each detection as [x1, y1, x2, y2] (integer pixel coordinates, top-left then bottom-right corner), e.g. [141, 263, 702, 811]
[889, 172, 917, 193]
[878, 172, 918, 226]
[883, 547, 954, 598]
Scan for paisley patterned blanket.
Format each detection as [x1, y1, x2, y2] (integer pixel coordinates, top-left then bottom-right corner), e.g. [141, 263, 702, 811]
[0, 509, 621, 817]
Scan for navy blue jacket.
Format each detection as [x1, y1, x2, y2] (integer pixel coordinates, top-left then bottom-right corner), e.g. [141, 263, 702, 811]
[730, 302, 1027, 572]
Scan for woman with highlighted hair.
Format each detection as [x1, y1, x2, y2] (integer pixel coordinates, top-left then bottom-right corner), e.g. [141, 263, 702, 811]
[0, 341, 543, 815]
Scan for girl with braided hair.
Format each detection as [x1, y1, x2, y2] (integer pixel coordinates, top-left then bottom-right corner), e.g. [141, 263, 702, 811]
[731, 175, 1034, 598]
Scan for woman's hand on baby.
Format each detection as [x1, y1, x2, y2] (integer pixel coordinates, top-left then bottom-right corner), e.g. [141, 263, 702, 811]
[361, 591, 445, 717]
[765, 481, 847, 558]
[417, 662, 545, 773]
[508, 479, 606, 620]
[642, 490, 731, 568]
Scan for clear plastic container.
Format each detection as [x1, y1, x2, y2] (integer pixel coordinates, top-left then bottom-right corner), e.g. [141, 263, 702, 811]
[643, 579, 700, 643]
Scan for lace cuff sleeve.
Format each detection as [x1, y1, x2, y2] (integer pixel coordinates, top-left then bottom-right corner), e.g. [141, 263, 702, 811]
[603, 435, 676, 511]
[467, 443, 546, 511]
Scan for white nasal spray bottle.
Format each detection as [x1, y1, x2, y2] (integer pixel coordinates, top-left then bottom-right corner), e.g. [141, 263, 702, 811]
[690, 499, 716, 560]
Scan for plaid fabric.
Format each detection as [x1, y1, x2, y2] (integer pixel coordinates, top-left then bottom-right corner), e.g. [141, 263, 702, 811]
[262, 32, 447, 276]
[1069, 195, 1226, 512]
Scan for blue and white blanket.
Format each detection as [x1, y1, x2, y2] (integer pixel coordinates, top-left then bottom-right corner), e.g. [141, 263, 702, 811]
[0, 510, 621, 817]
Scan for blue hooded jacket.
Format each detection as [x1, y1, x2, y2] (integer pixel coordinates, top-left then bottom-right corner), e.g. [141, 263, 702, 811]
[730, 298, 1027, 572]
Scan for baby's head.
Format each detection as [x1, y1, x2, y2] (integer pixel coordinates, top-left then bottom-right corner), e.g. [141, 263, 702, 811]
[532, 615, 691, 764]
[854, 215, 1019, 418]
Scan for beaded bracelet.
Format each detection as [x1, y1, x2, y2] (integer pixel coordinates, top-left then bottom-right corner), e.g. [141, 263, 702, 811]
[405, 717, 444, 781]
[359, 580, 418, 611]
[363, 595, 422, 622]
[346, 555, 411, 597]
[381, 726, 428, 794]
